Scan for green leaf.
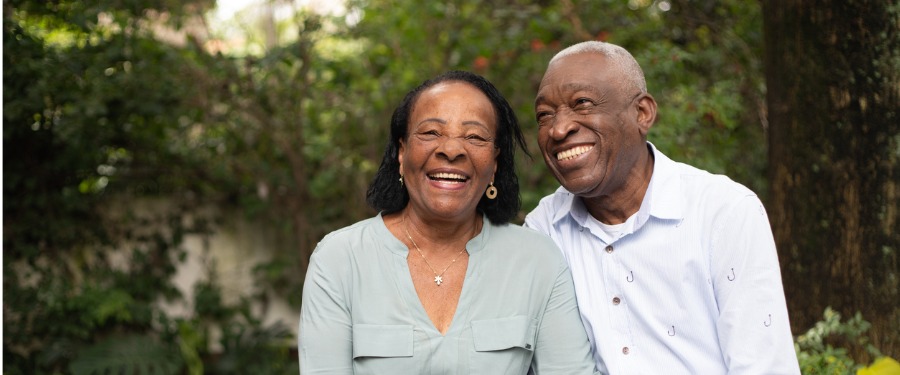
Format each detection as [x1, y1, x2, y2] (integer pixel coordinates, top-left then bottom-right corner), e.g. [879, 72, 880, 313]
[69, 334, 183, 375]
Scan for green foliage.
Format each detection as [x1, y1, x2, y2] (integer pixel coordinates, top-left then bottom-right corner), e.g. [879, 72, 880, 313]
[211, 319, 294, 375]
[3, 0, 779, 373]
[795, 307, 885, 374]
[69, 335, 183, 375]
[175, 280, 296, 375]
[4, 0, 292, 373]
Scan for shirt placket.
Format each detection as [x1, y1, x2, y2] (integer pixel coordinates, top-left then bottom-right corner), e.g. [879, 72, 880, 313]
[598, 238, 635, 371]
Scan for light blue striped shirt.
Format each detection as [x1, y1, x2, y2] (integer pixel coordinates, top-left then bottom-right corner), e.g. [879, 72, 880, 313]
[525, 143, 800, 375]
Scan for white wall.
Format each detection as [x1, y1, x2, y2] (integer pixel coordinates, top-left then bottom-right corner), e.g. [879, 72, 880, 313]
[157, 206, 300, 350]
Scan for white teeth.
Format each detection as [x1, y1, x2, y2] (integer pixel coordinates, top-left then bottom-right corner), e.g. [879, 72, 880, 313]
[429, 172, 467, 181]
[557, 146, 593, 161]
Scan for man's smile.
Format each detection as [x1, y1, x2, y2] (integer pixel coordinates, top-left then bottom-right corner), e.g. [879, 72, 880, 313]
[556, 145, 594, 161]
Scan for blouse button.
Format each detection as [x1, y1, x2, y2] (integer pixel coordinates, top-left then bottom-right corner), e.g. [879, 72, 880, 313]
[622, 347, 630, 355]
[605, 245, 614, 253]
[612, 297, 621, 305]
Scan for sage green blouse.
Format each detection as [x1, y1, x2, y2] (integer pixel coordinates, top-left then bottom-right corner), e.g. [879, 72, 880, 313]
[298, 214, 598, 375]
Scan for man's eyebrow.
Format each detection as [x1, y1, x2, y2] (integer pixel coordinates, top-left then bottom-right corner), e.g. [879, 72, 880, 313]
[560, 82, 596, 92]
[535, 83, 597, 105]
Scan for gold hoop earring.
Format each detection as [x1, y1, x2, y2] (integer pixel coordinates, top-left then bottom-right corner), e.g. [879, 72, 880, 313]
[485, 182, 498, 200]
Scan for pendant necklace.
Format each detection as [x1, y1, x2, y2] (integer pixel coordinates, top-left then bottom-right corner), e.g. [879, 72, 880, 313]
[404, 216, 470, 286]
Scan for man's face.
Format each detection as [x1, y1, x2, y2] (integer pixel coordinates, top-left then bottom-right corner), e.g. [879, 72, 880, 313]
[534, 52, 650, 198]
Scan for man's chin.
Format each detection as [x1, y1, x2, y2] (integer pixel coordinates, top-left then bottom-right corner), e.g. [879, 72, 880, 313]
[559, 182, 592, 196]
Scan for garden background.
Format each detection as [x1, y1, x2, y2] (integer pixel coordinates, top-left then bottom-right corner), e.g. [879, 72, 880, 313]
[4, 0, 898, 374]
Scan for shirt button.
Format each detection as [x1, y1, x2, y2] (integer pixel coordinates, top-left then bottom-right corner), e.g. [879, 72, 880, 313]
[612, 297, 621, 305]
[605, 245, 614, 253]
[622, 347, 630, 355]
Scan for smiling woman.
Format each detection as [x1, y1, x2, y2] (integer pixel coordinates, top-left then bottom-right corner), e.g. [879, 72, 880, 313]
[297, 70, 600, 375]
[398, 81, 500, 225]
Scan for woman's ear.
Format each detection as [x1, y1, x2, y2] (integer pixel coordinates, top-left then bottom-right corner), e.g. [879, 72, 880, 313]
[398, 138, 406, 172]
[635, 93, 657, 137]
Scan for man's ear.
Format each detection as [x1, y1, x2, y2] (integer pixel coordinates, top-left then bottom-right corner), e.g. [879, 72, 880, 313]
[635, 93, 657, 137]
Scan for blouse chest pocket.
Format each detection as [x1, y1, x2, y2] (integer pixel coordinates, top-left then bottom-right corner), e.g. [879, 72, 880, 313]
[470, 315, 537, 375]
[352, 324, 417, 374]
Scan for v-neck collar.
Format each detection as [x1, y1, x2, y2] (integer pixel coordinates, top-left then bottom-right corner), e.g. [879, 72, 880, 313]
[376, 212, 491, 336]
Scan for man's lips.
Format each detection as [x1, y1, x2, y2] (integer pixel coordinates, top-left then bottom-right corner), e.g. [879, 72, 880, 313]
[556, 145, 594, 161]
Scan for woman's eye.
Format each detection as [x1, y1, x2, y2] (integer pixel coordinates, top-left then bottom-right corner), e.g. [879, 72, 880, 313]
[417, 130, 440, 139]
[466, 134, 492, 146]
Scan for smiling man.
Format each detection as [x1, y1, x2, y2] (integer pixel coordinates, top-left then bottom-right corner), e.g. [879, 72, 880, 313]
[524, 41, 800, 375]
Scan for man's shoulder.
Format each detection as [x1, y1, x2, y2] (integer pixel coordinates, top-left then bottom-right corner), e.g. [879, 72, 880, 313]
[665, 159, 761, 218]
[653, 145, 756, 201]
[524, 187, 574, 229]
[533, 186, 575, 211]
[683, 165, 754, 198]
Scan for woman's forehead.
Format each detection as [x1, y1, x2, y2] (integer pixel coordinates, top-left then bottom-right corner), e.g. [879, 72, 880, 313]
[411, 82, 496, 126]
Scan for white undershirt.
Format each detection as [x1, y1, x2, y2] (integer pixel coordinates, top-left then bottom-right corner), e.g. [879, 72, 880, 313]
[591, 213, 638, 244]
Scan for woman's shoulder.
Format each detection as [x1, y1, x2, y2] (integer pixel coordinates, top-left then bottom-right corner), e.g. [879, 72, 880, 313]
[488, 222, 565, 261]
[313, 216, 386, 258]
[319, 215, 379, 240]
[491, 221, 555, 241]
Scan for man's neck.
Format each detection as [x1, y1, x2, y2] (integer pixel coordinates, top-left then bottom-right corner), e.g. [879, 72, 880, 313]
[582, 147, 655, 225]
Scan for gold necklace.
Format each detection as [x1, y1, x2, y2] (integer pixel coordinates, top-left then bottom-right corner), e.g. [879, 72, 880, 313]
[403, 216, 470, 286]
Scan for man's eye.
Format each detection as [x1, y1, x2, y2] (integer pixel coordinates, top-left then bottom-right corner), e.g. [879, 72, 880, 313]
[536, 112, 553, 124]
[575, 98, 593, 106]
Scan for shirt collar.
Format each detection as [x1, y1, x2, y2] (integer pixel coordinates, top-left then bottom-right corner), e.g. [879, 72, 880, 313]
[645, 142, 684, 221]
[550, 142, 684, 227]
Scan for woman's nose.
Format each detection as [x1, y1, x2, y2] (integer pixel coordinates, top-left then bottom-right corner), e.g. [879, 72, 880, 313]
[435, 136, 466, 161]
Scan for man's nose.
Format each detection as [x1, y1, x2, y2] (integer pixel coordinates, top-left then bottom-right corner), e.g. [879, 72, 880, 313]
[548, 111, 580, 141]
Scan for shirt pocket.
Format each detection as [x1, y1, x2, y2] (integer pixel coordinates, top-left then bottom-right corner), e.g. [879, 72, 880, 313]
[352, 324, 417, 374]
[470, 315, 537, 375]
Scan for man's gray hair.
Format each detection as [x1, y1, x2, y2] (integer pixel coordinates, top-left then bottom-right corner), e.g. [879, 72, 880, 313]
[549, 41, 647, 94]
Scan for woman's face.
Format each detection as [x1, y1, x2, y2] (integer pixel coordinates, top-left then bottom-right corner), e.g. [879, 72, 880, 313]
[399, 81, 500, 222]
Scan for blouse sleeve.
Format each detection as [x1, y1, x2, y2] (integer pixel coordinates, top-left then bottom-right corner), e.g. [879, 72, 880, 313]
[710, 195, 800, 374]
[298, 245, 353, 374]
[530, 262, 601, 375]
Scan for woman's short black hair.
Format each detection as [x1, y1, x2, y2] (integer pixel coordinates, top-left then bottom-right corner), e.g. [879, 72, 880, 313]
[366, 70, 529, 224]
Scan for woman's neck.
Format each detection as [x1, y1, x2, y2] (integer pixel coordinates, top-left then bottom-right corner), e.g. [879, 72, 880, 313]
[399, 209, 481, 254]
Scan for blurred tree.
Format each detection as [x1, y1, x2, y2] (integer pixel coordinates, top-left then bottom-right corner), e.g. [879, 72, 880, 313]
[3, 0, 293, 373]
[762, 0, 900, 361]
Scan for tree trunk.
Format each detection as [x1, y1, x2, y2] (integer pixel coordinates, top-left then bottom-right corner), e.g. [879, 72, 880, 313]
[762, 0, 899, 360]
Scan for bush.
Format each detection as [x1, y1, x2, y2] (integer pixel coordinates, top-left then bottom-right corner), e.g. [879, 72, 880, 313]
[795, 307, 898, 375]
